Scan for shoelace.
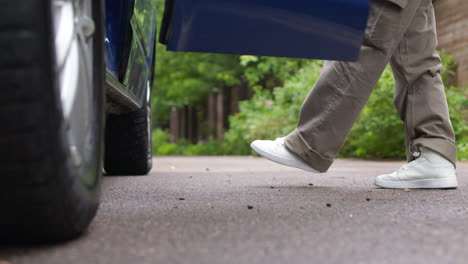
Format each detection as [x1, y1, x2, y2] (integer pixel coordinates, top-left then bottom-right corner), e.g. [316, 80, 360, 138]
[396, 154, 424, 173]
[273, 137, 285, 147]
[270, 138, 287, 153]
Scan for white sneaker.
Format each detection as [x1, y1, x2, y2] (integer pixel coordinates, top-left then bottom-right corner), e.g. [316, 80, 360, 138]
[374, 147, 458, 189]
[250, 137, 320, 173]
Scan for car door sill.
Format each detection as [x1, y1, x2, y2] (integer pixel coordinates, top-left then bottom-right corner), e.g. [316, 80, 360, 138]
[105, 70, 141, 114]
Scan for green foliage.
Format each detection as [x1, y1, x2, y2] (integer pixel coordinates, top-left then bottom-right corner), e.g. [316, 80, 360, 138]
[153, 52, 308, 126]
[152, 61, 324, 156]
[339, 66, 405, 159]
[446, 86, 468, 160]
[223, 61, 323, 154]
[440, 51, 458, 84]
[240, 55, 309, 88]
[152, 128, 177, 155]
[439, 52, 468, 160]
[153, 129, 231, 155]
[153, 50, 242, 123]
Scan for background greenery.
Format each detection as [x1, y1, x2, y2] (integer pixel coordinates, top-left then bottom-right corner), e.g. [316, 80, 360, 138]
[151, 0, 468, 160]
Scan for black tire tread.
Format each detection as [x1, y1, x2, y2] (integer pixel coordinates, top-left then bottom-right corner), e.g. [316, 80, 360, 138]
[104, 107, 152, 176]
[0, 0, 103, 242]
[0, 0, 58, 188]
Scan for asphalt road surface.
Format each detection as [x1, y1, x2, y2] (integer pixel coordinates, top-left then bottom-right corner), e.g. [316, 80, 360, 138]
[1, 157, 468, 264]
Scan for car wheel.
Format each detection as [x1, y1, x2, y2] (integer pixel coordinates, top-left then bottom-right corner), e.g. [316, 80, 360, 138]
[0, 0, 105, 242]
[104, 103, 153, 176]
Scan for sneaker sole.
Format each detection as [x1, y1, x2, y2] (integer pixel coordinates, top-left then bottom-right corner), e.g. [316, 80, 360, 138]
[374, 178, 458, 189]
[250, 142, 320, 173]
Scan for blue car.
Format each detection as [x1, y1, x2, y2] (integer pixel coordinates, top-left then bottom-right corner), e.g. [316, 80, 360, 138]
[0, 0, 368, 242]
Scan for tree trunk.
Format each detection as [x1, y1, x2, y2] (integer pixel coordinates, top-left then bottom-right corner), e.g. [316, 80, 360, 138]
[180, 106, 187, 139]
[208, 93, 216, 140]
[230, 85, 239, 115]
[170, 107, 179, 142]
[217, 92, 224, 139]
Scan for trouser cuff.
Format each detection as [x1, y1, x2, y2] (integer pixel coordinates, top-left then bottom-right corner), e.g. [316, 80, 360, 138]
[284, 129, 334, 173]
[410, 137, 458, 167]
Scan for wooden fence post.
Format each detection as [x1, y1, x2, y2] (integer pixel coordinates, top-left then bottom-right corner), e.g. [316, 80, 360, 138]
[170, 107, 179, 142]
[208, 93, 216, 140]
[217, 91, 224, 139]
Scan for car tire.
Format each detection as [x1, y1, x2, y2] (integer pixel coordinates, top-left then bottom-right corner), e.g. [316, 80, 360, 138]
[104, 32, 155, 177]
[0, 0, 105, 242]
[104, 104, 153, 176]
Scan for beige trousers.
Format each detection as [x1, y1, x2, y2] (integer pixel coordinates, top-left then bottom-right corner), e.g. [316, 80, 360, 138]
[285, 0, 457, 172]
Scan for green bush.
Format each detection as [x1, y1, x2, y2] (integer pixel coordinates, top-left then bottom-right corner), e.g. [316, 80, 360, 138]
[152, 129, 180, 155]
[223, 61, 324, 155]
[446, 86, 468, 160]
[339, 66, 405, 159]
[152, 128, 230, 155]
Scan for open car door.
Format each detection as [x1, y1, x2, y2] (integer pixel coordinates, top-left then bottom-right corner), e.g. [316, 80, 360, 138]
[160, 0, 369, 61]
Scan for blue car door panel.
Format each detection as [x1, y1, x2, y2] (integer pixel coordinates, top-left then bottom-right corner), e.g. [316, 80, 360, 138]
[105, 0, 134, 79]
[160, 0, 369, 61]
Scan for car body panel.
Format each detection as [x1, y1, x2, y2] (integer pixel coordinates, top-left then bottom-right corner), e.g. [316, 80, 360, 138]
[104, 0, 133, 78]
[161, 0, 369, 61]
[104, 0, 157, 110]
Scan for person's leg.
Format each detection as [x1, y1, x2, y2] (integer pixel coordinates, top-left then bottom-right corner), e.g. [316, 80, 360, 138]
[373, 0, 458, 189]
[283, 0, 423, 172]
[389, 1, 457, 166]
